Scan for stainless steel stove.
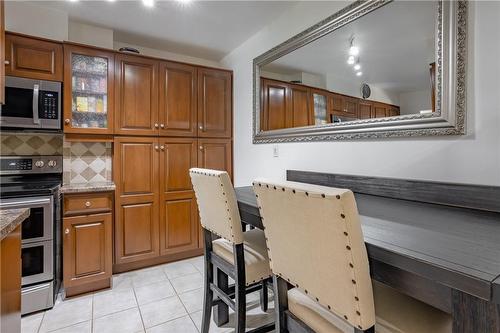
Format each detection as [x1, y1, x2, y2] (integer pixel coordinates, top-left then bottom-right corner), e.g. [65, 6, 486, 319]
[0, 155, 62, 314]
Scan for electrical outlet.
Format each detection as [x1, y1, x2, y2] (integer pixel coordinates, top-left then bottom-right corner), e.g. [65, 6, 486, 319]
[273, 145, 279, 157]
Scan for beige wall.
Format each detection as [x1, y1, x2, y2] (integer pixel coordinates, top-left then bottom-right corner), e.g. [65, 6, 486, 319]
[68, 21, 114, 49]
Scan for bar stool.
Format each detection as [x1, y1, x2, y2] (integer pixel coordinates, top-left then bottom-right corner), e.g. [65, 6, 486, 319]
[253, 179, 452, 333]
[190, 168, 275, 333]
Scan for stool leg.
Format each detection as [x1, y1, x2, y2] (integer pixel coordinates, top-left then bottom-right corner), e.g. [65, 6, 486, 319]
[213, 268, 229, 326]
[260, 280, 269, 312]
[234, 244, 246, 333]
[202, 230, 214, 333]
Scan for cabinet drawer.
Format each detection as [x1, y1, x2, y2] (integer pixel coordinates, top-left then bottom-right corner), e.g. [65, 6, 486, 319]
[64, 192, 113, 216]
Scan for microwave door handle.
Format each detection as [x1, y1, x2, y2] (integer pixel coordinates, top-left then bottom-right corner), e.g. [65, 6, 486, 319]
[33, 83, 40, 125]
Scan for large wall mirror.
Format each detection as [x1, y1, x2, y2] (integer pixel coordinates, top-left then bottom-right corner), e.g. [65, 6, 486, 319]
[253, 0, 467, 143]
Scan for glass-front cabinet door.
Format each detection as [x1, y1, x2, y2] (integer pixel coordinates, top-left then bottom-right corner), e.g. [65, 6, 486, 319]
[310, 89, 329, 125]
[63, 44, 114, 134]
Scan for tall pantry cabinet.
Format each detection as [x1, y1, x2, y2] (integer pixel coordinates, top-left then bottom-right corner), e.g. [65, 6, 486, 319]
[113, 56, 232, 271]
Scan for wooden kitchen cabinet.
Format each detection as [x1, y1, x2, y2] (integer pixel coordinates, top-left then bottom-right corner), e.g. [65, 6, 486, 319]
[63, 212, 112, 297]
[358, 100, 373, 119]
[5, 32, 63, 81]
[159, 138, 198, 256]
[197, 138, 232, 179]
[114, 137, 160, 267]
[373, 102, 389, 118]
[114, 54, 159, 136]
[159, 62, 197, 137]
[197, 68, 232, 138]
[63, 44, 115, 134]
[1, 225, 21, 333]
[261, 78, 289, 131]
[0, 0, 5, 104]
[288, 84, 312, 128]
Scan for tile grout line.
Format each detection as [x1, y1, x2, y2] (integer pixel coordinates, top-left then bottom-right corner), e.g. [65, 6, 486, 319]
[131, 282, 147, 333]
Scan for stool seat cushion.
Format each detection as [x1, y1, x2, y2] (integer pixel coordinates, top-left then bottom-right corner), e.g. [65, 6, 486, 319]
[287, 282, 452, 333]
[212, 229, 272, 285]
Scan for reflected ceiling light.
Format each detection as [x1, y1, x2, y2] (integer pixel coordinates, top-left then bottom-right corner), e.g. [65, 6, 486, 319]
[348, 36, 359, 56]
[143, 0, 155, 7]
[356, 71, 363, 77]
[176, 0, 192, 3]
[347, 55, 355, 65]
[354, 63, 361, 71]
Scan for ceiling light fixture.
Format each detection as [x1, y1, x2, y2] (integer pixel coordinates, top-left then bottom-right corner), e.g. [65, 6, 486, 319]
[354, 62, 361, 71]
[176, 0, 192, 3]
[347, 55, 355, 65]
[356, 71, 363, 77]
[143, 0, 155, 7]
[348, 36, 359, 56]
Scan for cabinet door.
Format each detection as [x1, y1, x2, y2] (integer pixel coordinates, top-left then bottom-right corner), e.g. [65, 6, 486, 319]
[358, 101, 373, 119]
[197, 138, 232, 179]
[329, 93, 344, 113]
[197, 68, 232, 138]
[261, 78, 288, 130]
[373, 103, 388, 118]
[388, 106, 400, 117]
[344, 97, 359, 117]
[159, 62, 197, 137]
[63, 44, 114, 134]
[0, 0, 4, 104]
[114, 137, 159, 264]
[0, 225, 21, 333]
[115, 54, 159, 136]
[63, 214, 112, 288]
[159, 138, 198, 256]
[288, 85, 312, 128]
[5, 33, 63, 81]
[310, 89, 329, 125]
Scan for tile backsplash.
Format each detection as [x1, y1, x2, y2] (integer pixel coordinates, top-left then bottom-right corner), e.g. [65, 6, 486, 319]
[0, 133, 63, 155]
[63, 141, 112, 185]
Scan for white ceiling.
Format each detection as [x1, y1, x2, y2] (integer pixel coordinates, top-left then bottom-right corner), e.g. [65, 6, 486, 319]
[27, 0, 296, 61]
[263, 1, 437, 94]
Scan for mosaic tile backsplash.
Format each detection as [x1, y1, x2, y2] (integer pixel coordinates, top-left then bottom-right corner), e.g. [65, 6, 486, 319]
[0, 134, 63, 155]
[63, 141, 112, 185]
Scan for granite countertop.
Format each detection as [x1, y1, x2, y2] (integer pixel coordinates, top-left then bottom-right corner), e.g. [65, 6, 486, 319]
[60, 182, 116, 194]
[0, 208, 29, 241]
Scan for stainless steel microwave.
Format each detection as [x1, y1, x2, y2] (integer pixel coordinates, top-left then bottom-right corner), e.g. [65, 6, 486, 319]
[0, 76, 61, 130]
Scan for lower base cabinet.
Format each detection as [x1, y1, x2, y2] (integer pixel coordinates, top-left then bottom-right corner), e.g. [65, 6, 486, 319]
[63, 192, 113, 297]
[1, 225, 21, 333]
[113, 136, 231, 272]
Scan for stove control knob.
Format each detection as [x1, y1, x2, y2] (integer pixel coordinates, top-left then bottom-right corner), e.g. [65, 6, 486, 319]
[47, 160, 57, 168]
[34, 160, 45, 168]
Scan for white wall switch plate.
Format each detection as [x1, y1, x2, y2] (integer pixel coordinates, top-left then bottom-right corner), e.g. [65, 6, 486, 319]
[273, 145, 279, 157]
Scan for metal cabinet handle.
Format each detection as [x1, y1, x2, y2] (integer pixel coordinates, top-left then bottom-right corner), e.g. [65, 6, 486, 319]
[154, 123, 159, 129]
[85, 201, 91, 207]
[160, 146, 165, 151]
[4, 60, 10, 65]
[64, 119, 71, 125]
[199, 125, 203, 130]
[160, 124, 165, 129]
[65, 228, 70, 235]
[199, 146, 203, 150]
[155, 145, 159, 150]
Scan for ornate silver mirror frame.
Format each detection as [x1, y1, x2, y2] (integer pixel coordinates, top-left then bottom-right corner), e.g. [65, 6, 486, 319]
[253, 0, 467, 143]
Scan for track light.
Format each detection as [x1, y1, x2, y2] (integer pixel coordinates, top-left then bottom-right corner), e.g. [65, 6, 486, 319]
[143, 0, 155, 7]
[347, 56, 355, 65]
[356, 71, 363, 77]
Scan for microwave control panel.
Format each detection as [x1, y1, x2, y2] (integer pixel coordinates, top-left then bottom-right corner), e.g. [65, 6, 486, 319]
[39, 91, 59, 120]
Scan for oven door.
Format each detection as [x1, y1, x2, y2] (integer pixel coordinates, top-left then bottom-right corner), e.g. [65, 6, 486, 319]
[0, 76, 61, 129]
[22, 240, 53, 285]
[0, 196, 53, 243]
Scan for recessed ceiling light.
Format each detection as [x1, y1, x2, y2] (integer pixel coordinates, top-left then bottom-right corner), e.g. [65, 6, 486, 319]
[356, 71, 363, 76]
[349, 46, 360, 56]
[354, 63, 361, 71]
[347, 56, 355, 65]
[143, 0, 155, 7]
[176, 0, 192, 3]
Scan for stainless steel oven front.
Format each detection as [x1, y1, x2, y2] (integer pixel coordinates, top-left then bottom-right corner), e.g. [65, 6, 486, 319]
[0, 76, 61, 130]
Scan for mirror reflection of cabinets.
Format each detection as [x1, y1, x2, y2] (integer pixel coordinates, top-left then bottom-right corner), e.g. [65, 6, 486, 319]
[260, 77, 400, 130]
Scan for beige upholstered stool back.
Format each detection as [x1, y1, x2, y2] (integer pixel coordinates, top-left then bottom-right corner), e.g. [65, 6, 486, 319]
[253, 179, 375, 331]
[190, 168, 244, 244]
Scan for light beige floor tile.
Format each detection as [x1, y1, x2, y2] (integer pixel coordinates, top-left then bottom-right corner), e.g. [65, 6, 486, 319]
[189, 310, 233, 333]
[48, 320, 91, 333]
[131, 268, 168, 288]
[170, 272, 203, 294]
[39, 296, 92, 332]
[185, 256, 204, 273]
[93, 287, 138, 318]
[139, 296, 187, 329]
[146, 315, 198, 333]
[162, 261, 198, 279]
[178, 288, 203, 314]
[93, 307, 144, 333]
[112, 273, 134, 290]
[134, 280, 175, 306]
[21, 311, 44, 333]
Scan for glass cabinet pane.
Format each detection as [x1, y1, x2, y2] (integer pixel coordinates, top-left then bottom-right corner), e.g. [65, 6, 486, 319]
[71, 54, 108, 129]
[313, 93, 327, 125]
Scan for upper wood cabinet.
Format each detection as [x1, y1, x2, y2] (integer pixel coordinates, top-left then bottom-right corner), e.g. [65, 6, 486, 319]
[197, 68, 232, 138]
[330, 93, 358, 118]
[0, 1, 5, 104]
[5, 33, 63, 81]
[63, 44, 115, 134]
[115, 54, 159, 136]
[197, 138, 232, 179]
[114, 137, 160, 265]
[159, 62, 197, 137]
[358, 101, 373, 119]
[373, 102, 389, 118]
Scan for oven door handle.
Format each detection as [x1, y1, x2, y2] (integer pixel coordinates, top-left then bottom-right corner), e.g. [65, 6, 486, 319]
[0, 197, 51, 208]
[33, 83, 40, 125]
